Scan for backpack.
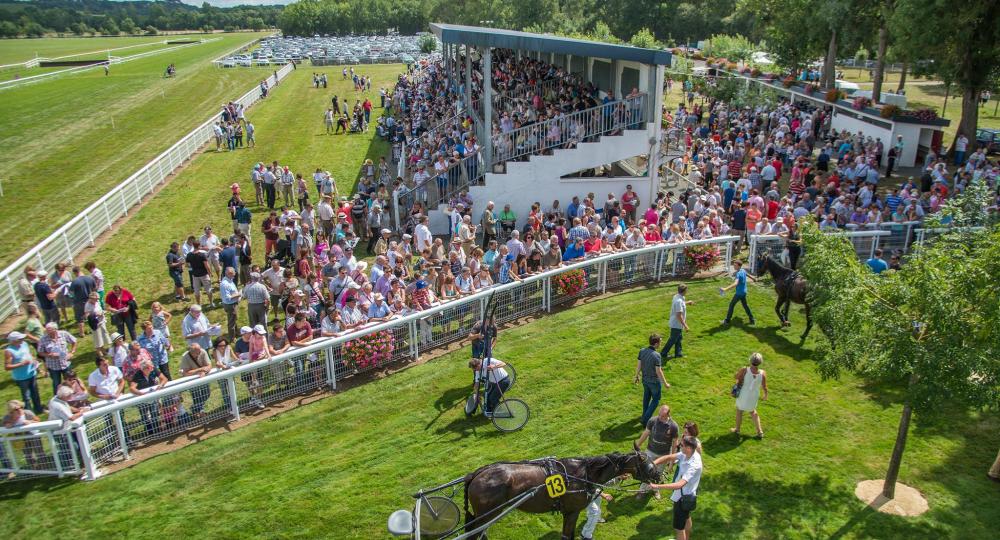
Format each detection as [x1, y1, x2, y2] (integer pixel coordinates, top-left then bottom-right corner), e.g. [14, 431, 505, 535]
[87, 313, 100, 331]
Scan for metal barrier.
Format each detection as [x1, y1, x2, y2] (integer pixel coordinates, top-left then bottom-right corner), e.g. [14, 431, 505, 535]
[0, 62, 295, 324]
[748, 229, 890, 275]
[492, 93, 648, 168]
[1, 236, 736, 482]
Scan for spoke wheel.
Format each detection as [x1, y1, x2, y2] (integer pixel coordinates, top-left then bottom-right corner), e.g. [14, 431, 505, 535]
[418, 496, 461, 538]
[490, 398, 530, 432]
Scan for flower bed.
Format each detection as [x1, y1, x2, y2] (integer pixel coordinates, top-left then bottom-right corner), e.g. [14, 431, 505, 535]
[852, 96, 872, 110]
[684, 244, 721, 272]
[555, 268, 588, 296]
[343, 330, 395, 371]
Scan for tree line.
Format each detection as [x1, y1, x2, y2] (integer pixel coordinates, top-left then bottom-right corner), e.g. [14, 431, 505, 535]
[0, 0, 282, 38]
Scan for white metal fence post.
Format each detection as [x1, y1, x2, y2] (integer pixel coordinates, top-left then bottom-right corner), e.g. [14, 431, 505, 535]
[599, 261, 608, 294]
[324, 345, 337, 390]
[112, 410, 129, 460]
[47, 431, 65, 476]
[408, 320, 419, 359]
[544, 277, 551, 312]
[76, 424, 102, 480]
[226, 376, 241, 422]
[724, 240, 733, 273]
[84, 215, 95, 246]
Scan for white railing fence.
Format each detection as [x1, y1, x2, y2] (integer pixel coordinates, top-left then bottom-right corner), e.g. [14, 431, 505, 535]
[0, 236, 737, 482]
[746, 225, 932, 275]
[0, 62, 295, 323]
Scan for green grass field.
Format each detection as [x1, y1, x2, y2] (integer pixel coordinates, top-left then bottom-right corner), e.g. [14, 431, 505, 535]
[2, 280, 997, 539]
[0, 35, 199, 65]
[0, 65, 401, 405]
[0, 32, 273, 268]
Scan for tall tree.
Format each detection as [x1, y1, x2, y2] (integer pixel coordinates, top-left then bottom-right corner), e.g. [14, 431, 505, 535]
[870, 0, 894, 103]
[892, 0, 1000, 153]
[799, 219, 1000, 500]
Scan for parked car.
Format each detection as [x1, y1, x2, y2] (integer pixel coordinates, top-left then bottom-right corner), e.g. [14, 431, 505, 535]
[976, 128, 1000, 154]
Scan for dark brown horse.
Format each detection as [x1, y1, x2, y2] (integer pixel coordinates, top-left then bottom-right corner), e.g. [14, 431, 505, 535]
[464, 452, 656, 539]
[757, 254, 812, 339]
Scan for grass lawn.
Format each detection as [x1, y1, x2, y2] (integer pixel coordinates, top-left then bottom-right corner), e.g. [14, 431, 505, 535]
[2, 280, 997, 539]
[0, 32, 272, 267]
[0, 35, 200, 65]
[0, 64, 402, 406]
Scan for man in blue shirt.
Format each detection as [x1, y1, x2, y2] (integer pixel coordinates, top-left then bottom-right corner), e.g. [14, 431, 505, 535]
[866, 249, 889, 274]
[562, 238, 586, 262]
[720, 260, 756, 325]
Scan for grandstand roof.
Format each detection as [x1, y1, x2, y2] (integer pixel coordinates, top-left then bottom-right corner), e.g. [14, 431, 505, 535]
[430, 23, 671, 66]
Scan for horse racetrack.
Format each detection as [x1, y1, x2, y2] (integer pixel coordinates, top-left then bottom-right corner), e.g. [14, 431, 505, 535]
[2, 280, 997, 539]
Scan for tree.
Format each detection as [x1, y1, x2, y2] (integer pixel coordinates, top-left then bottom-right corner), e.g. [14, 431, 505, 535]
[892, 0, 1000, 154]
[120, 17, 138, 35]
[419, 34, 437, 54]
[22, 22, 47, 38]
[869, 0, 895, 103]
[247, 17, 265, 31]
[705, 34, 757, 63]
[629, 28, 658, 49]
[799, 221, 1000, 500]
[100, 18, 119, 36]
[0, 20, 19, 38]
[145, 25, 158, 36]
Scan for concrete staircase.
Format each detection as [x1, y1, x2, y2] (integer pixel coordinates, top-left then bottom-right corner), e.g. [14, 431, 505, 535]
[428, 123, 654, 232]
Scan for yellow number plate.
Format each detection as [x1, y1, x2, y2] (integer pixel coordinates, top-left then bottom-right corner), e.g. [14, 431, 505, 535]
[545, 474, 567, 498]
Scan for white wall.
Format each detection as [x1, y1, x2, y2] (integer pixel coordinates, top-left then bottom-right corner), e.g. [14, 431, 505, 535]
[831, 112, 893, 165]
[428, 124, 653, 233]
[891, 123, 923, 168]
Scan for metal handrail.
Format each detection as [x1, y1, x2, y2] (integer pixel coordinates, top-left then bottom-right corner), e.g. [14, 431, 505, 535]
[493, 93, 648, 168]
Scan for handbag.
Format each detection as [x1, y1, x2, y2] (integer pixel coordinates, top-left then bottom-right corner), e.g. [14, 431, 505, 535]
[730, 383, 742, 398]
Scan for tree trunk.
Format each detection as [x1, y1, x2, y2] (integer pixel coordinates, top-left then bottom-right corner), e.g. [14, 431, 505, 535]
[822, 29, 837, 89]
[872, 22, 889, 103]
[895, 61, 908, 94]
[948, 88, 981, 155]
[882, 400, 913, 499]
[942, 83, 950, 118]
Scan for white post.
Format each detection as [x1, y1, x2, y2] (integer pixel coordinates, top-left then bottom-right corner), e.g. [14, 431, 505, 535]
[226, 376, 241, 422]
[408, 320, 419, 358]
[324, 345, 337, 390]
[63, 233, 73, 264]
[5, 275, 19, 315]
[112, 410, 129, 460]
[77, 424, 102, 480]
[84, 215, 95, 246]
[599, 261, 608, 294]
[725, 240, 733, 273]
[543, 277, 551, 312]
[47, 431, 65, 476]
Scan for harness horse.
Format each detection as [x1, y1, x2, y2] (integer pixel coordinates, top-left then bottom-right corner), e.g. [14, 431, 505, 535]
[464, 452, 657, 539]
[756, 254, 813, 340]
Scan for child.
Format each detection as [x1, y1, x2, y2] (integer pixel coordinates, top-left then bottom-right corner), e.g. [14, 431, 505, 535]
[150, 302, 171, 338]
[581, 488, 615, 540]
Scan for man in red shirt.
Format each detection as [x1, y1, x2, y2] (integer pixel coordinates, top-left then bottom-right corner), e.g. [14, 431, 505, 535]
[262, 211, 280, 258]
[766, 196, 780, 221]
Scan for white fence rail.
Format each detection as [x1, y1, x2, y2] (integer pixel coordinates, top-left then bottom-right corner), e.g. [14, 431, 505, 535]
[0, 62, 295, 323]
[748, 227, 904, 275]
[0, 236, 737, 482]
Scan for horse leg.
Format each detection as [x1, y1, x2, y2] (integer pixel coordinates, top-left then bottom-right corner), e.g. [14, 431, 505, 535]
[801, 301, 813, 340]
[774, 297, 785, 327]
[782, 298, 792, 327]
[561, 510, 581, 540]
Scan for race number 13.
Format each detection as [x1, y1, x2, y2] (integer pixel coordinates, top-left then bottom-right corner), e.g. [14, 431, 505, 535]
[545, 474, 567, 498]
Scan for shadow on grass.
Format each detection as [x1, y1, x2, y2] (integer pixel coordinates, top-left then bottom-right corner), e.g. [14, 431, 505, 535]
[424, 385, 471, 430]
[625, 471, 940, 539]
[600, 417, 643, 443]
[0, 475, 76, 500]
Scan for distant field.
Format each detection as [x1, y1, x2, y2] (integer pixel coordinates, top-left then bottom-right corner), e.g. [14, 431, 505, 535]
[0, 65, 401, 406]
[0, 32, 271, 268]
[0, 35, 204, 65]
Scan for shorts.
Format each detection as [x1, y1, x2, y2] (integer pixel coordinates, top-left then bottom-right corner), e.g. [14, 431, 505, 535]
[672, 499, 695, 530]
[193, 275, 212, 294]
[73, 302, 87, 323]
[169, 270, 183, 288]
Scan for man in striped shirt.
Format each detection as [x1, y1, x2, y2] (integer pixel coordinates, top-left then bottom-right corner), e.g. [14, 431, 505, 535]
[567, 217, 591, 246]
[242, 272, 270, 329]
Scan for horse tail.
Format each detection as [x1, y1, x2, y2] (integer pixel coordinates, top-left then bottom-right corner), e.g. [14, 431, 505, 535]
[463, 472, 473, 534]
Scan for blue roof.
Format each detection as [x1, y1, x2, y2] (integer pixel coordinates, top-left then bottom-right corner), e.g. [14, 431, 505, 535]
[430, 23, 671, 66]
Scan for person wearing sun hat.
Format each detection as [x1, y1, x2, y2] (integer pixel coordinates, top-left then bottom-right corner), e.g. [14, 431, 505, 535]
[5, 331, 42, 414]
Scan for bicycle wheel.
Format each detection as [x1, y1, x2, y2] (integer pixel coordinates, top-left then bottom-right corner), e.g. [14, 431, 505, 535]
[418, 496, 462, 539]
[491, 398, 530, 432]
[505, 363, 517, 390]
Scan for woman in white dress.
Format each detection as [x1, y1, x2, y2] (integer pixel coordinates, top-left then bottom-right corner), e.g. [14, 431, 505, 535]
[732, 352, 768, 439]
